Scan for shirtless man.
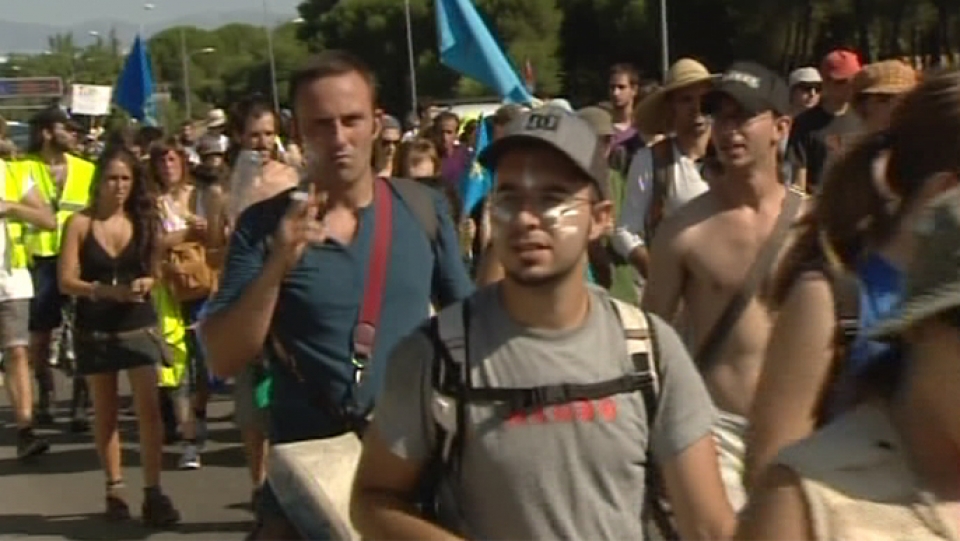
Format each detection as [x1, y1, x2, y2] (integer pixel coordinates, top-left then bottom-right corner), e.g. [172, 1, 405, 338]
[642, 61, 798, 511]
[220, 95, 298, 507]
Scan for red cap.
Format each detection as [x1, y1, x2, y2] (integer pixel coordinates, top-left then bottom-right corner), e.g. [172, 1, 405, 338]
[820, 49, 862, 80]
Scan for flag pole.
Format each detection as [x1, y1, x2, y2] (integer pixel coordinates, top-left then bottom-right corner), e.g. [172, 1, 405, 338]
[404, 0, 419, 118]
[660, 0, 669, 80]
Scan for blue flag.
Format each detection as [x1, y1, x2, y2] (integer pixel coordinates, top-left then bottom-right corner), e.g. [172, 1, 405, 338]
[436, 0, 534, 104]
[114, 34, 157, 125]
[460, 116, 493, 215]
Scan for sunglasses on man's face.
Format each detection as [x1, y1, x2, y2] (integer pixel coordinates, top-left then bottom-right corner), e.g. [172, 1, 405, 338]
[380, 138, 400, 148]
[796, 84, 821, 94]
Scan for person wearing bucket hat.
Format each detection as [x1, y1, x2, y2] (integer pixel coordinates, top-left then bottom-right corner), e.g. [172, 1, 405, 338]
[354, 103, 735, 541]
[645, 60, 804, 512]
[869, 188, 960, 340]
[740, 186, 960, 540]
[788, 49, 865, 193]
[612, 58, 713, 278]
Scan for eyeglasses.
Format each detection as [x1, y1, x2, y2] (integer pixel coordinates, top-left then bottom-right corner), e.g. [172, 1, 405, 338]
[490, 192, 595, 222]
[380, 139, 400, 148]
[796, 84, 821, 94]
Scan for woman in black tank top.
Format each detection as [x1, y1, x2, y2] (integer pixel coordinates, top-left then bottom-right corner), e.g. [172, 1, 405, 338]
[58, 145, 180, 526]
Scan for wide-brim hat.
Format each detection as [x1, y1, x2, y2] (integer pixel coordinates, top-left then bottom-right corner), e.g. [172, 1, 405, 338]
[634, 58, 715, 135]
[868, 187, 960, 339]
[853, 60, 918, 96]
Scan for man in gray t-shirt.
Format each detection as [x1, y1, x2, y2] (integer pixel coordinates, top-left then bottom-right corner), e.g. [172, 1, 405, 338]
[351, 107, 735, 540]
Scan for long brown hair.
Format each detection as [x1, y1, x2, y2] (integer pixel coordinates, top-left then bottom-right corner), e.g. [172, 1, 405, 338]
[773, 69, 960, 305]
[147, 136, 192, 195]
[90, 144, 160, 265]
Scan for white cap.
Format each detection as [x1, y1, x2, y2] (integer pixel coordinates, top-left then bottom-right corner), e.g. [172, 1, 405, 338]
[788, 67, 822, 88]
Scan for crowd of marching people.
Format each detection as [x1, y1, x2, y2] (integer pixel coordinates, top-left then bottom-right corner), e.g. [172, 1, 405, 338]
[3, 44, 960, 540]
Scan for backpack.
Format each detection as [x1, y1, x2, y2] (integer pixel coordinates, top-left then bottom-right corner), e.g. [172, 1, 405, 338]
[417, 295, 678, 540]
[815, 266, 862, 425]
[645, 140, 676, 244]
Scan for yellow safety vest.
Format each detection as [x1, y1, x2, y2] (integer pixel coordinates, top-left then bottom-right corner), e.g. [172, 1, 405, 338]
[2, 161, 29, 269]
[23, 154, 95, 258]
[154, 284, 189, 388]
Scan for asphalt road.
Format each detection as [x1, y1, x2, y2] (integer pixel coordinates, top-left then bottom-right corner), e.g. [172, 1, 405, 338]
[0, 369, 254, 540]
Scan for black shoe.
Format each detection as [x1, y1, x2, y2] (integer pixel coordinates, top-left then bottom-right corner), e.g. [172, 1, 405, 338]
[70, 417, 90, 433]
[34, 409, 55, 427]
[17, 429, 50, 459]
[142, 490, 180, 528]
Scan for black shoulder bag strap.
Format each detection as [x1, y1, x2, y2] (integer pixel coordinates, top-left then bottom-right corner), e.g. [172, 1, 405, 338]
[390, 177, 439, 244]
[695, 189, 804, 370]
[645, 139, 676, 243]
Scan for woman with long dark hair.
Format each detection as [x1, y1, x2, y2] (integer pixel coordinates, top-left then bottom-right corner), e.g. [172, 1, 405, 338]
[745, 69, 960, 490]
[58, 144, 180, 525]
[740, 187, 960, 539]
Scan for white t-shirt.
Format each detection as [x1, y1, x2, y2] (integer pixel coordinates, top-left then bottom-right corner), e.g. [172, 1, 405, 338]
[0, 162, 36, 301]
[611, 140, 710, 256]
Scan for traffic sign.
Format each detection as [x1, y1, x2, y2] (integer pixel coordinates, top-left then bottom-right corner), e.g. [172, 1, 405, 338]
[0, 77, 63, 99]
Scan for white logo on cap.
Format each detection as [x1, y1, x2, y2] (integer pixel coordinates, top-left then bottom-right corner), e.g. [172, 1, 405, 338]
[525, 113, 561, 132]
[723, 71, 760, 89]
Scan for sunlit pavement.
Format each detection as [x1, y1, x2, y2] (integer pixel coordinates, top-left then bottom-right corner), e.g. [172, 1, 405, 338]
[0, 369, 253, 540]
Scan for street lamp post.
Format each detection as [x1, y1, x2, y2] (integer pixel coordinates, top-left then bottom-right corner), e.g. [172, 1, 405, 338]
[141, 3, 155, 36]
[179, 28, 215, 120]
[660, 0, 669, 80]
[263, 0, 280, 113]
[403, 0, 418, 119]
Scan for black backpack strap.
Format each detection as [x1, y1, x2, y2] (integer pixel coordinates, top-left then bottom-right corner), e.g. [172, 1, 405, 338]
[390, 177, 439, 244]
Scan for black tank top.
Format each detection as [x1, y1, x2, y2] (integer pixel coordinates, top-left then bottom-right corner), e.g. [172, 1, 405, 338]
[75, 224, 157, 333]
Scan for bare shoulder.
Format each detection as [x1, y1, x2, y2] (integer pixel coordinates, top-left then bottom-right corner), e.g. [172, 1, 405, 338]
[64, 209, 92, 237]
[654, 190, 721, 251]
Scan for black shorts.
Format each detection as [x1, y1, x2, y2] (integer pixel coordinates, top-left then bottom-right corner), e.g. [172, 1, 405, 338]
[29, 257, 67, 333]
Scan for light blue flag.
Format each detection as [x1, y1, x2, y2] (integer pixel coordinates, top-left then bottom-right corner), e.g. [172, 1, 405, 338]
[436, 0, 534, 104]
[114, 34, 157, 125]
[460, 115, 493, 215]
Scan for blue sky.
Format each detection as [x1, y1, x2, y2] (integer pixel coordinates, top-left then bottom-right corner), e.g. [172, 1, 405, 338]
[5, 0, 302, 24]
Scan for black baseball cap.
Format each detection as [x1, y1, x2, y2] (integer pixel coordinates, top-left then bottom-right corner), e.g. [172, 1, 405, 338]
[707, 61, 790, 117]
[478, 105, 610, 200]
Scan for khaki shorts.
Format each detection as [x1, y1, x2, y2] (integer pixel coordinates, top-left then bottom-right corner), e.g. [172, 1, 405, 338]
[0, 299, 31, 350]
[713, 410, 748, 512]
[234, 363, 269, 432]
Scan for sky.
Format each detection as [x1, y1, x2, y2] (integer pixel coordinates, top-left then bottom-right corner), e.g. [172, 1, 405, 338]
[3, 0, 302, 25]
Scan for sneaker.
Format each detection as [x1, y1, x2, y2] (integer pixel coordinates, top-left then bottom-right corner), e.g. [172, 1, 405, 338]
[17, 429, 50, 459]
[142, 491, 180, 528]
[178, 443, 201, 470]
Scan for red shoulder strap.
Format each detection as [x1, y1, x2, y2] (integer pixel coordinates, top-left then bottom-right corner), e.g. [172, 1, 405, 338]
[354, 177, 393, 359]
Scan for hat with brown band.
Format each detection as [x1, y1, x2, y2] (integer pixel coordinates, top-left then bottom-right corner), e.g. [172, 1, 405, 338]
[869, 187, 960, 339]
[634, 58, 715, 135]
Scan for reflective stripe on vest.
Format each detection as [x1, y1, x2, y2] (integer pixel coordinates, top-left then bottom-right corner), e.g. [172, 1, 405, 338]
[3, 161, 28, 269]
[26, 154, 94, 257]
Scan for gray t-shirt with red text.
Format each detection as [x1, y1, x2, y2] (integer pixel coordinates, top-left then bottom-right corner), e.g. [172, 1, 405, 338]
[375, 285, 716, 540]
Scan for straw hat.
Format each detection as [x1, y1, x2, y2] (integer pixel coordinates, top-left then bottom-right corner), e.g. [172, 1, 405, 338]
[634, 58, 714, 135]
[853, 60, 918, 96]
